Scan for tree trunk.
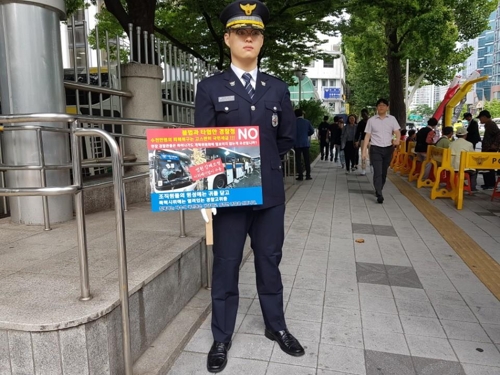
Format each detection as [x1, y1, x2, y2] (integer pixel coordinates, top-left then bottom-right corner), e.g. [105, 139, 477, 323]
[385, 26, 406, 128]
[104, 0, 158, 64]
[128, 0, 157, 64]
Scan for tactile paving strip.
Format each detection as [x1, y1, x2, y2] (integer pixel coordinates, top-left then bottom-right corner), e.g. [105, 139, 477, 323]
[389, 173, 500, 300]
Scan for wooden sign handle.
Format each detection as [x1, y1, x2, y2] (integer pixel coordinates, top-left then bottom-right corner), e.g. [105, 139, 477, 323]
[204, 208, 214, 245]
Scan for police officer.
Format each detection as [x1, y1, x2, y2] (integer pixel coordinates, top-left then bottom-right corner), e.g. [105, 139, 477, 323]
[194, 0, 304, 372]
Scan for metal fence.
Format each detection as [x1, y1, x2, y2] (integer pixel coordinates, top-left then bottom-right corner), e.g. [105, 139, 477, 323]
[0, 112, 197, 374]
[64, 16, 214, 177]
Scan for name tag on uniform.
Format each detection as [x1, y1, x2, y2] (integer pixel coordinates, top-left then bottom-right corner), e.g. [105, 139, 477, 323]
[218, 95, 235, 102]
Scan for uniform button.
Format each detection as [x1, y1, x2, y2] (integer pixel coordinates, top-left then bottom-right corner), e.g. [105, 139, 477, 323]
[224, 107, 229, 111]
[251, 106, 256, 111]
[273, 107, 277, 111]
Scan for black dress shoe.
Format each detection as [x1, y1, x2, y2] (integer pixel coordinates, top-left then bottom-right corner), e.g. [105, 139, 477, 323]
[207, 341, 231, 373]
[264, 329, 305, 357]
[296, 177, 303, 181]
[305, 176, 312, 180]
[377, 195, 384, 204]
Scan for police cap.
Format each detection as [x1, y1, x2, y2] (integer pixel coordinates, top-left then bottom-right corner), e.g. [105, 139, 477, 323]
[220, 0, 270, 30]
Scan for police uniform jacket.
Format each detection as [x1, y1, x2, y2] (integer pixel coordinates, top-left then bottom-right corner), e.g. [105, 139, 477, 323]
[194, 68, 296, 210]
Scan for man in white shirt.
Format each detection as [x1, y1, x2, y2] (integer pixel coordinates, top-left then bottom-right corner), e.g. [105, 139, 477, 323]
[362, 98, 401, 203]
[449, 126, 477, 191]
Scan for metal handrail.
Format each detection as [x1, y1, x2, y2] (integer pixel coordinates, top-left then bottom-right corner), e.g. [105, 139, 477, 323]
[64, 81, 133, 98]
[161, 98, 195, 109]
[0, 113, 188, 230]
[0, 115, 136, 375]
[74, 126, 133, 375]
[0, 186, 79, 196]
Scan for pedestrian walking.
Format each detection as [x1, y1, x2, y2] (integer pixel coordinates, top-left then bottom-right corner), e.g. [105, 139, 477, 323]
[355, 109, 369, 175]
[361, 98, 401, 203]
[317, 115, 331, 160]
[294, 108, 314, 180]
[341, 114, 358, 173]
[194, 0, 304, 372]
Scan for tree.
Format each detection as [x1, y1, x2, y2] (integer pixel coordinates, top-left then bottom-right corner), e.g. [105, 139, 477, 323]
[294, 98, 329, 127]
[66, 0, 158, 63]
[69, 0, 341, 82]
[343, 20, 389, 114]
[484, 99, 500, 118]
[411, 104, 434, 118]
[340, 0, 496, 126]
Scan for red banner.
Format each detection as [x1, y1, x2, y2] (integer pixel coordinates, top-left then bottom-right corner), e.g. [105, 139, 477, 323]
[189, 158, 225, 181]
[147, 126, 260, 150]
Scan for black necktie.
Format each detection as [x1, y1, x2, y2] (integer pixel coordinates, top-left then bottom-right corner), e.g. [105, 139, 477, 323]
[242, 73, 255, 99]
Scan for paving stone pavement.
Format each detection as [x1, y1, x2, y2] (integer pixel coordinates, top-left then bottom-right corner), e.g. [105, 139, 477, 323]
[169, 159, 500, 375]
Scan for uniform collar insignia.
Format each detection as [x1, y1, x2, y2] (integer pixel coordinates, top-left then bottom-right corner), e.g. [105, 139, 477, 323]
[230, 81, 236, 86]
[261, 81, 266, 86]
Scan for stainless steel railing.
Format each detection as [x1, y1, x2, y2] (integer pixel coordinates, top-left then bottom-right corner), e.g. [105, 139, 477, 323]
[283, 148, 297, 185]
[0, 113, 197, 375]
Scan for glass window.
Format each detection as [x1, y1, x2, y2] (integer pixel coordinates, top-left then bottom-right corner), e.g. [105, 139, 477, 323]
[323, 59, 334, 68]
[322, 79, 327, 86]
[311, 79, 317, 87]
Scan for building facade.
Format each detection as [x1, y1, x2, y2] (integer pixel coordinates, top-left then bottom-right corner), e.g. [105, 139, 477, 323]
[477, 8, 496, 101]
[409, 84, 448, 111]
[289, 39, 347, 115]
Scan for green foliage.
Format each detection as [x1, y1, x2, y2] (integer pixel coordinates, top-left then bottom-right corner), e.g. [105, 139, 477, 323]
[484, 99, 500, 118]
[340, 0, 496, 123]
[342, 20, 389, 114]
[88, 8, 129, 63]
[294, 98, 330, 127]
[309, 139, 320, 162]
[410, 104, 434, 118]
[65, 0, 94, 17]
[86, 0, 341, 82]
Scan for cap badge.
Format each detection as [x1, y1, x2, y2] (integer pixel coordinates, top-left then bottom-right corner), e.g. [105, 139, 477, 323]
[240, 3, 256, 16]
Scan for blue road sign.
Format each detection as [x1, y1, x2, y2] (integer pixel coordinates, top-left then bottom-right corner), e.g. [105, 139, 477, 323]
[323, 87, 341, 100]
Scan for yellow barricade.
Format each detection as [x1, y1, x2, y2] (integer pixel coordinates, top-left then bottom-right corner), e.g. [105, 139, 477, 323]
[395, 141, 407, 173]
[407, 142, 420, 182]
[400, 142, 413, 176]
[416, 145, 434, 188]
[455, 151, 500, 209]
[429, 147, 455, 200]
[390, 144, 399, 169]
[390, 141, 406, 173]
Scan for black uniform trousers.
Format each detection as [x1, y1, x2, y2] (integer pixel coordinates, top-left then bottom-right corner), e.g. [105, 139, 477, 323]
[295, 147, 311, 178]
[211, 204, 286, 343]
[370, 145, 394, 197]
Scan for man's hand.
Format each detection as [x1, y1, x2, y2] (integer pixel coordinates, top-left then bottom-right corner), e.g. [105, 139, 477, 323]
[354, 142, 359, 148]
[201, 208, 217, 223]
[362, 148, 369, 160]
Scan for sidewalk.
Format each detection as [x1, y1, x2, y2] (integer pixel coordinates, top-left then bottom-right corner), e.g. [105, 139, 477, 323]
[169, 159, 500, 375]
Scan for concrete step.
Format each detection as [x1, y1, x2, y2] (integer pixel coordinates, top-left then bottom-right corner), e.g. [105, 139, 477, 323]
[0, 203, 207, 375]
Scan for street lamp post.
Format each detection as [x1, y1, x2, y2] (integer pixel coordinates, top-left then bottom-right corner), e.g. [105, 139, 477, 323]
[294, 67, 305, 105]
